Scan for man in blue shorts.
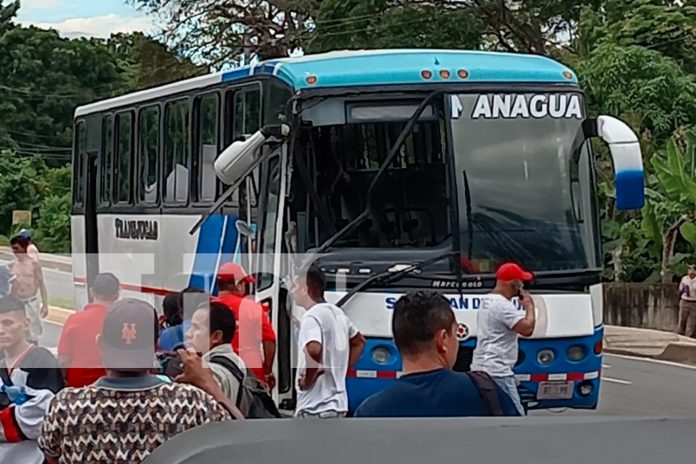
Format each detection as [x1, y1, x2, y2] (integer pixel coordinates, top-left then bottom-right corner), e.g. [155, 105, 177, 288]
[354, 291, 519, 417]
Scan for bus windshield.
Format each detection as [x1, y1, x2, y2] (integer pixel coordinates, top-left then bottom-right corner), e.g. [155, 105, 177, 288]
[293, 98, 453, 251]
[449, 92, 600, 273]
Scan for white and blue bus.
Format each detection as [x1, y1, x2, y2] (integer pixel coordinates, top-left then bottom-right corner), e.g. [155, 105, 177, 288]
[71, 49, 644, 412]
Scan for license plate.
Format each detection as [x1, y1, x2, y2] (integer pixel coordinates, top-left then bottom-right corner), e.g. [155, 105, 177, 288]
[537, 381, 574, 400]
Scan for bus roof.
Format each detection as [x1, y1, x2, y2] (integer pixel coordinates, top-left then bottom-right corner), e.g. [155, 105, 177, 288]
[75, 49, 577, 118]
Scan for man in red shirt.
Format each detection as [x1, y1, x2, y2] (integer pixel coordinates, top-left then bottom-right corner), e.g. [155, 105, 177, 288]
[215, 263, 277, 389]
[57, 273, 120, 387]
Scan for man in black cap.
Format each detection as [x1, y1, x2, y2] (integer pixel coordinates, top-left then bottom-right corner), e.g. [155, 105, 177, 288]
[39, 298, 241, 464]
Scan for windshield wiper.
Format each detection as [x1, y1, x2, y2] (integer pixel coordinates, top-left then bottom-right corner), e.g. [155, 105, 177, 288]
[312, 90, 445, 254]
[336, 251, 458, 307]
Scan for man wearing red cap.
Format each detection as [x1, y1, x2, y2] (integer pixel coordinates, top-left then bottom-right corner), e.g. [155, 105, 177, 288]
[471, 262, 536, 416]
[215, 262, 277, 389]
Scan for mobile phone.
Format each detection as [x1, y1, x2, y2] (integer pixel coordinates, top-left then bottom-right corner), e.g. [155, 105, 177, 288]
[162, 355, 184, 378]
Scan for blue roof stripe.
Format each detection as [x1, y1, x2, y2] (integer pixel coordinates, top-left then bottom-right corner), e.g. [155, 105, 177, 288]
[221, 68, 251, 82]
[221, 50, 577, 90]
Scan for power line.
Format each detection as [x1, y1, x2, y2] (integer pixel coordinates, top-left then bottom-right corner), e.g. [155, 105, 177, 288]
[7, 129, 70, 142]
[0, 83, 124, 100]
[306, 16, 434, 40]
[14, 141, 72, 152]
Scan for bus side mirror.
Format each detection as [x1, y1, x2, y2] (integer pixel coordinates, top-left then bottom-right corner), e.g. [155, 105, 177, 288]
[214, 124, 289, 184]
[588, 116, 644, 210]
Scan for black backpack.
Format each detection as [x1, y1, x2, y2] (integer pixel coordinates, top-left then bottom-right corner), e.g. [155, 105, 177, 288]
[209, 355, 283, 419]
[468, 371, 507, 416]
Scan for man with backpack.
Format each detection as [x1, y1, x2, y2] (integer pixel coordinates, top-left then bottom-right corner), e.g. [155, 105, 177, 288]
[354, 291, 520, 417]
[185, 300, 281, 419]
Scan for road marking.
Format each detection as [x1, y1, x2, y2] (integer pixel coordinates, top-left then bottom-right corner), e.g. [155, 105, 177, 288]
[603, 377, 632, 385]
[602, 364, 611, 369]
[606, 353, 696, 371]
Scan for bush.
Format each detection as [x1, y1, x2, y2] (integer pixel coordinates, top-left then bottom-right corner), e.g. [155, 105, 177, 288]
[34, 193, 71, 253]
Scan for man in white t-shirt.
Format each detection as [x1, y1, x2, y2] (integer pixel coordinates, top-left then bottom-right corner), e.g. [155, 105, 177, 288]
[291, 265, 366, 418]
[470, 262, 536, 416]
[677, 265, 696, 338]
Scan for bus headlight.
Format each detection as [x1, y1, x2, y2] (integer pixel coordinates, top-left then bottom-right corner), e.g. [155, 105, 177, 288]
[371, 347, 392, 365]
[567, 345, 587, 362]
[537, 349, 555, 365]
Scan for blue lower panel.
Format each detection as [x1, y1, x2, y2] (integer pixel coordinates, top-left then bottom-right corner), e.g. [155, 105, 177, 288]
[347, 327, 604, 413]
[517, 326, 603, 411]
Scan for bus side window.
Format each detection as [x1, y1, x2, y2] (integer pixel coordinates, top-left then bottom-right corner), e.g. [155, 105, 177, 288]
[100, 115, 113, 205]
[138, 105, 160, 205]
[73, 120, 86, 206]
[233, 86, 261, 141]
[114, 112, 134, 204]
[195, 93, 219, 204]
[222, 85, 261, 207]
[164, 99, 191, 204]
[264, 81, 292, 126]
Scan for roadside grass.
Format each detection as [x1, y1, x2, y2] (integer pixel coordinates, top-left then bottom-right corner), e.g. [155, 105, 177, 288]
[49, 297, 75, 310]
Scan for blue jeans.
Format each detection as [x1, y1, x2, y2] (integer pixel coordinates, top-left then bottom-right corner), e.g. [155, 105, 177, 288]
[493, 376, 526, 416]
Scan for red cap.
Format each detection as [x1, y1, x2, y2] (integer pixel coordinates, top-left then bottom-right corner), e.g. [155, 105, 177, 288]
[496, 262, 533, 282]
[217, 262, 256, 284]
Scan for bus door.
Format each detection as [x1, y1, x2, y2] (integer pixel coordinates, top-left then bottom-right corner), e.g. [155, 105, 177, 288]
[252, 145, 291, 405]
[83, 149, 100, 286]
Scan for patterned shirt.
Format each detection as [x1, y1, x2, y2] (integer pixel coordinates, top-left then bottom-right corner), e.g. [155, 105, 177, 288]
[38, 376, 231, 464]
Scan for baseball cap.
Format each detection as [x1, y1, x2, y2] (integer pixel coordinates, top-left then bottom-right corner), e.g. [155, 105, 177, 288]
[496, 262, 534, 282]
[101, 298, 158, 371]
[18, 229, 31, 239]
[217, 262, 256, 284]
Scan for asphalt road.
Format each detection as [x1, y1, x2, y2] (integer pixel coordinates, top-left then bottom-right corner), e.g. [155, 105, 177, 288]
[10, 263, 696, 419]
[531, 354, 696, 418]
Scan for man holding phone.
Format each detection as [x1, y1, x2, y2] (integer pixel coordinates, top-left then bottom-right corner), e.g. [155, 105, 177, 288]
[471, 262, 536, 416]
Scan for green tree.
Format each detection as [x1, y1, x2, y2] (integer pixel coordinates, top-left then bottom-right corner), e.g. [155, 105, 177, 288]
[305, 0, 484, 53]
[0, 10, 129, 165]
[107, 32, 208, 91]
[644, 131, 696, 282]
[577, 0, 696, 73]
[576, 43, 696, 144]
[0, 150, 44, 233]
[0, 5, 206, 168]
[34, 193, 71, 253]
[129, 0, 318, 66]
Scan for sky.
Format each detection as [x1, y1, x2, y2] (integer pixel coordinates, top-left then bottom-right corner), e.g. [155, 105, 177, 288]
[15, 0, 156, 38]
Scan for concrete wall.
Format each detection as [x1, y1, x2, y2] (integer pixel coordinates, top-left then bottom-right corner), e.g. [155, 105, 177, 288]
[603, 283, 680, 331]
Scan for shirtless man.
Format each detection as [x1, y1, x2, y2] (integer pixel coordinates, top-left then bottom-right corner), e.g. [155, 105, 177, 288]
[8, 235, 48, 345]
[18, 229, 40, 261]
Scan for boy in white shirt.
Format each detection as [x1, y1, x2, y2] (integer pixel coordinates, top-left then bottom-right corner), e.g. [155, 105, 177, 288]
[291, 265, 365, 418]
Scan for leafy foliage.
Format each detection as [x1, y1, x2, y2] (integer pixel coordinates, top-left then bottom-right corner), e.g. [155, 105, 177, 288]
[0, 150, 44, 233]
[129, 0, 318, 65]
[107, 32, 208, 90]
[34, 193, 72, 254]
[0, 22, 129, 165]
[305, 1, 484, 53]
[0, 4, 206, 252]
[576, 43, 696, 143]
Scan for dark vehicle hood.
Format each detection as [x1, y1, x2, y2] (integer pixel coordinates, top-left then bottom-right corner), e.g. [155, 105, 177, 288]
[143, 416, 694, 464]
